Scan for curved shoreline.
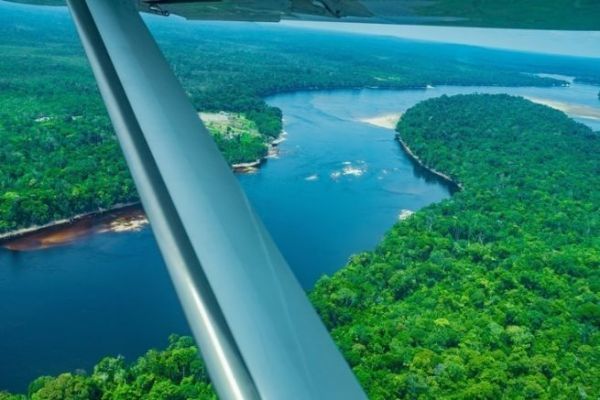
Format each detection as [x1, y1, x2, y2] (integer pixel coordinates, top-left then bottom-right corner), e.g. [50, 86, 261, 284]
[396, 135, 463, 192]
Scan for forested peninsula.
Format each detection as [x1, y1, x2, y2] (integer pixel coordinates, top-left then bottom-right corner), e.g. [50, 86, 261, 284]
[311, 94, 600, 398]
[3, 94, 598, 399]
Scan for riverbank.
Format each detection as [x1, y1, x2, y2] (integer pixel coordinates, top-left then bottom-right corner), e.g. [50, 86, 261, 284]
[0, 128, 288, 248]
[232, 132, 287, 173]
[200, 111, 287, 173]
[0, 204, 147, 251]
[0, 202, 142, 241]
[396, 134, 463, 191]
[309, 93, 600, 400]
[357, 110, 462, 191]
[8, 80, 599, 251]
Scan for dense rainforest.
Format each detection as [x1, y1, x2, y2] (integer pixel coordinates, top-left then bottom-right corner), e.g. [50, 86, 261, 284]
[201, 112, 268, 165]
[0, 336, 216, 400]
[2, 3, 600, 234]
[311, 94, 600, 398]
[2, 94, 598, 400]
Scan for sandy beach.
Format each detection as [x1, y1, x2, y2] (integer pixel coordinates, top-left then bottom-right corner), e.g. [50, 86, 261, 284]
[525, 97, 600, 120]
[358, 113, 403, 129]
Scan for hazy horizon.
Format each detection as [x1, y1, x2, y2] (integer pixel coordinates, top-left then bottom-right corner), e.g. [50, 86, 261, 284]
[1, 0, 599, 60]
[283, 21, 600, 59]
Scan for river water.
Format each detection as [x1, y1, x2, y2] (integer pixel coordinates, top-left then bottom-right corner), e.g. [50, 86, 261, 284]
[1, 82, 598, 391]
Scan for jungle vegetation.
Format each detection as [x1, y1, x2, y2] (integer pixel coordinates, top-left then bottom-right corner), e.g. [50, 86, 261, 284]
[200, 112, 268, 165]
[2, 94, 598, 400]
[311, 94, 600, 399]
[404, 0, 600, 30]
[0, 335, 216, 400]
[2, 3, 600, 234]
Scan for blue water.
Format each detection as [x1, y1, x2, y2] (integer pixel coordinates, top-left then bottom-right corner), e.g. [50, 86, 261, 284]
[0, 229, 189, 389]
[1, 84, 599, 391]
[239, 91, 453, 286]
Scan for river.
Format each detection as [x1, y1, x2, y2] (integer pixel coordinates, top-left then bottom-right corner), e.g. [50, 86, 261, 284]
[1, 81, 599, 391]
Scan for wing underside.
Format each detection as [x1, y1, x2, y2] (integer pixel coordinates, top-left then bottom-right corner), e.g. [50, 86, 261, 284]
[8, 0, 600, 30]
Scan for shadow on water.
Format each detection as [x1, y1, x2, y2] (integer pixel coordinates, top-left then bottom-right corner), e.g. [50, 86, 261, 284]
[402, 142, 461, 195]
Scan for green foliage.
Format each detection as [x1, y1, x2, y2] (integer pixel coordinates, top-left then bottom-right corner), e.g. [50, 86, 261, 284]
[0, 392, 26, 400]
[2, 4, 597, 235]
[310, 94, 600, 398]
[245, 106, 282, 139]
[212, 132, 267, 165]
[16, 335, 216, 400]
[29, 374, 97, 400]
[202, 112, 268, 164]
[0, 93, 137, 233]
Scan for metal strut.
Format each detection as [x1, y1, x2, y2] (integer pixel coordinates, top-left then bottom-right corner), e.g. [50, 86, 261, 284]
[66, 1, 367, 399]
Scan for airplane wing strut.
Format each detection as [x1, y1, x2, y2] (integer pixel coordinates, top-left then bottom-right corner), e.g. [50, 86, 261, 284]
[66, 1, 367, 399]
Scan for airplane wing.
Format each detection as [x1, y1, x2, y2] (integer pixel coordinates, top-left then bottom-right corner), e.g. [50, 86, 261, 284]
[7, 0, 600, 29]
[149, 0, 600, 30]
